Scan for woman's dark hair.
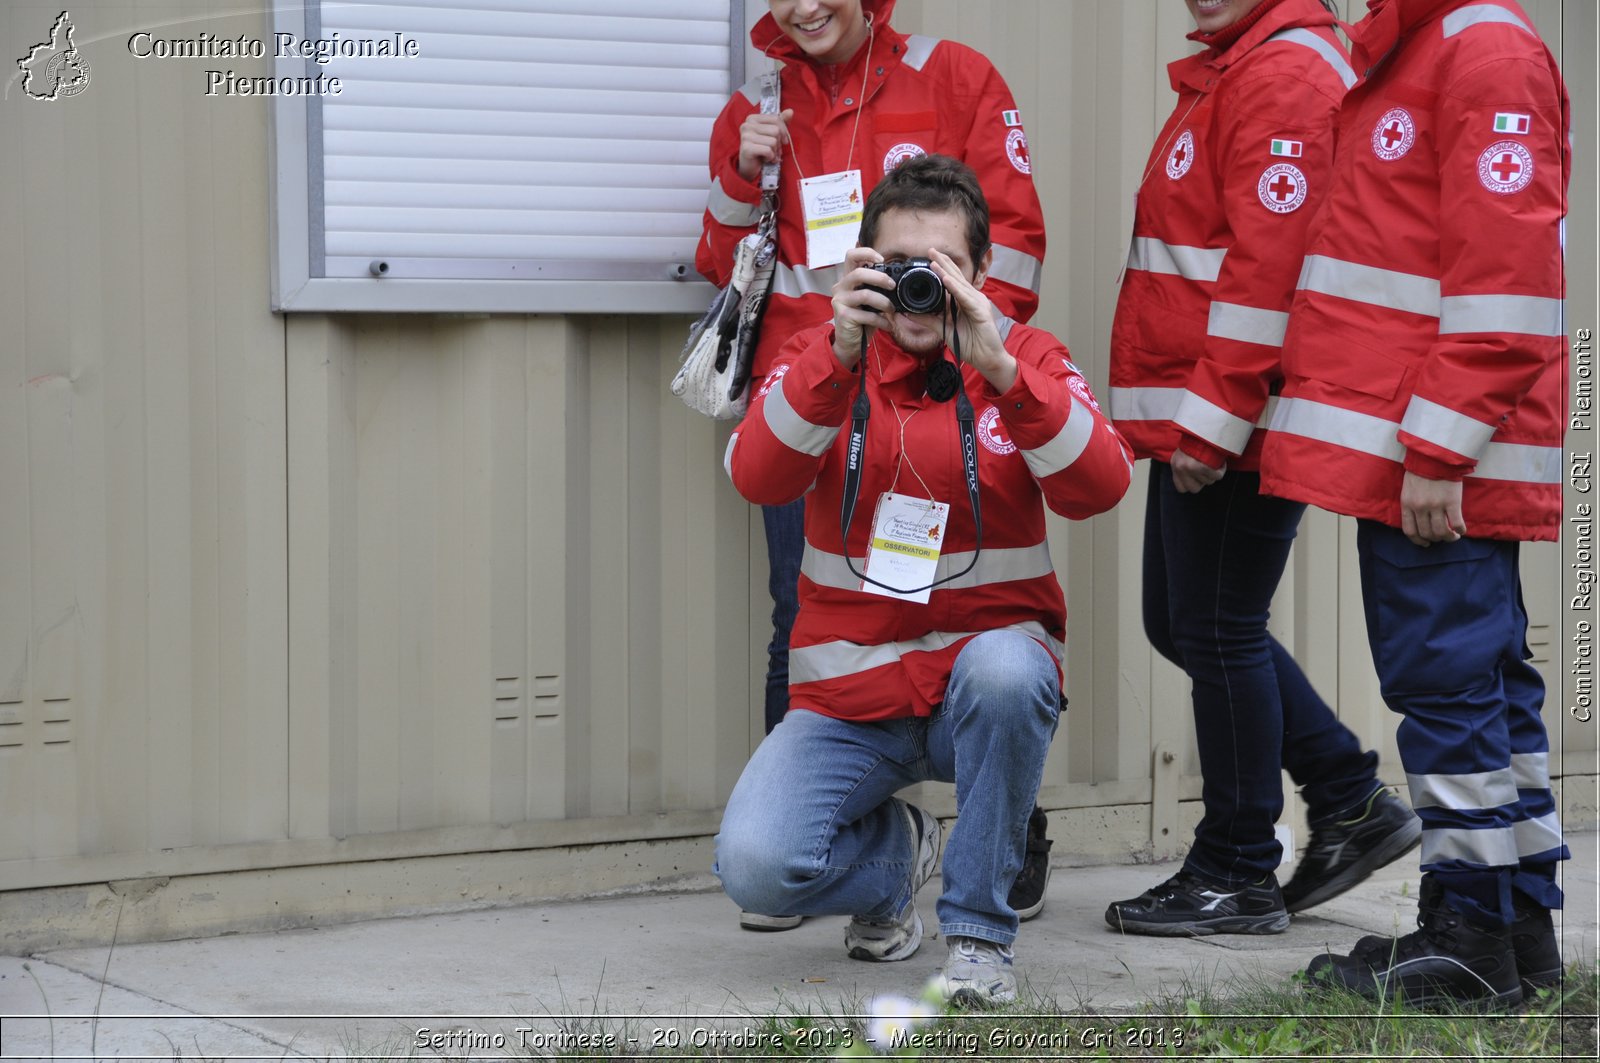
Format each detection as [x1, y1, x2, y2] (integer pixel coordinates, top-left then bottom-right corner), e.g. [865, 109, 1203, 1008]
[859, 154, 991, 262]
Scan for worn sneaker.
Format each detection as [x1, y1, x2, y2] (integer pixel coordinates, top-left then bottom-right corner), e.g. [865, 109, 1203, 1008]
[940, 936, 1017, 1008]
[1308, 880, 1522, 1009]
[845, 801, 942, 962]
[1105, 868, 1290, 936]
[1007, 805, 1052, 921]
[1351, 878, 1563, 998]
[1282, 787, 1421, 913]
[739, 911, 803, 931]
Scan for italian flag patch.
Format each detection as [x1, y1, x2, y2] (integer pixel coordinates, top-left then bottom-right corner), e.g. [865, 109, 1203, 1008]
[1270, 138, 1303, 157]
[1002, 109, 1022, 127]
[1494, 112, 1531, 134]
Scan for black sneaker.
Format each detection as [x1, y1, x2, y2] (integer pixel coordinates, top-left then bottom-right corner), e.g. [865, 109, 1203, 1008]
[1282, 787, 1421, 913]
[1308, 879, 1522, 1009]
[1352, 878, 1563, 997]
[1007, 805, 1052, 921]
[1105, 868, 1289, 936]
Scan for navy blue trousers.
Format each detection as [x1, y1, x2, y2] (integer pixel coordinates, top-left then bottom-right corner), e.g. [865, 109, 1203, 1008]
[1143, 463, 1380, 886]
[1356, 521, 1567, 925]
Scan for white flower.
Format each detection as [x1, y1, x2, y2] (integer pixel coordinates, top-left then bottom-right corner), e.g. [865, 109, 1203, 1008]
[863, 993, 938, 1053]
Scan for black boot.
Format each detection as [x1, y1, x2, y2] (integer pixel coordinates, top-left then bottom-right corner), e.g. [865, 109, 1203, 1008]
[1307, 878, 1522, 1008]
[1351, 879, 1562, 998]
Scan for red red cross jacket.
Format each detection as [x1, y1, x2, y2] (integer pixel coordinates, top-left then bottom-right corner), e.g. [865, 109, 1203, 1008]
[695, 0, 1046, 382]
[725, 325, 1132, 721]
[1260, 0, 1570, 541]
[1109, 0, 1356, 468]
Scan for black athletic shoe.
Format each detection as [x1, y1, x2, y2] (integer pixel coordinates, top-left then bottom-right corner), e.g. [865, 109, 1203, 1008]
[1352, 878, 1563, 997]
[1105, 868, 1290, 936]
[1008, 805, 1052, 921]
[1310, 878, 1523, 1009]
[1282, 787, 1421, 913]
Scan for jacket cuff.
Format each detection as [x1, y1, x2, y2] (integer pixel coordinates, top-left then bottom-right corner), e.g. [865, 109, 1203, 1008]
[1176, 434, 1230, 470]
[783, 329, 858, 425]
[718, 159, 763, 205]
[1403, 449, 1473, 482]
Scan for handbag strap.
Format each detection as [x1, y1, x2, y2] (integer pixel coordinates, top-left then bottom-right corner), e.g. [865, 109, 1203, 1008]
[758, 70, 781, 215]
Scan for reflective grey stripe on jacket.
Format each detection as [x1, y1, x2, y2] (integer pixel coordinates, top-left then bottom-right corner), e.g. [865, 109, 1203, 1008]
[1299, 257, 1566, 341]
[1440, 294, 1565, 337]
[1297, 255, 1441, 316]
[989, 245, 1043, 294]
[1022, 397, 1097, 479]
[801, 542, 1054, 593]
[1208, 301, 1289, 348]
[1264, 27, 1357, 88]
[707, 176, 762, 227]
[1126, 238, 1226, 283]
[1443, 4, 1535, 38]
[1268, 397, 1562, 483]
[791, 620, 1064, 685]
[1400, 396, 1497, 460]
[902, 34, 939, 71]
[763, 377, 840, 456]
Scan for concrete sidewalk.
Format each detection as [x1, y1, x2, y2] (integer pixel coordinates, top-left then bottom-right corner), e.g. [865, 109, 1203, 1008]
[2, 829, 1595, 1060]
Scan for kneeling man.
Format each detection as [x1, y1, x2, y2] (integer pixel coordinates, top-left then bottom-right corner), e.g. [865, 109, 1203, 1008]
[715, 154, 1131, 1006]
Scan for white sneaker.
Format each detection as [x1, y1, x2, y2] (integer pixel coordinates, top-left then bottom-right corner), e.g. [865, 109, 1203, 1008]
[844, 801, 942, 962]
[940, 936, 1017, 1007]
[739, 911, 803, 931]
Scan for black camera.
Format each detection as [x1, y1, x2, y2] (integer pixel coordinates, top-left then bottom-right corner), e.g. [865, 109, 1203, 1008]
[865, 257, 945, 315]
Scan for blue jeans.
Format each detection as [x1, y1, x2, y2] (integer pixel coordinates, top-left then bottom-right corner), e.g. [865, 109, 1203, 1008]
[1356, 521, 1567, 925]
[1143, 462, 1379, 886]
[714, 630, 1061, 945]
[761, 500, 806, 734]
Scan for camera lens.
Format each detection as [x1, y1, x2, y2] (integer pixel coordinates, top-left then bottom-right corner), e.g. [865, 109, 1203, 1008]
[896, 264, 944, 315]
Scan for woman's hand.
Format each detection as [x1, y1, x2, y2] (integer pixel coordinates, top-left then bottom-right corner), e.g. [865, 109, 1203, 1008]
[1170, 450, 1226, 493]
[736, 108, 794, 183]
[1400, 472, 1466, 546]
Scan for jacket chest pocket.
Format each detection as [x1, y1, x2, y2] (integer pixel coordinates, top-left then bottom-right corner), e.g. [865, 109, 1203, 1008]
[872, 111, 939, 177]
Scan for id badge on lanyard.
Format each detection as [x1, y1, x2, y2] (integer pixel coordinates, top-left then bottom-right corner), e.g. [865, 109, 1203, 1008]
[861, 492, 950, 605]
[800, 169, 864, 269]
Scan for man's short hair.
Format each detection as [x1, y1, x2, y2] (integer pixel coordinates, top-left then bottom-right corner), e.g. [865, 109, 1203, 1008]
[860, 154, 991, 263]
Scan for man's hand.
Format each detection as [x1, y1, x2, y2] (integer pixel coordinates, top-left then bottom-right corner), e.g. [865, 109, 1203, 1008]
[736, 108, 793, 183]
[927, 248, 1014, 392]
[1400, 471, 1467, 546]
[1170, 450, 1226, 493]
[830, 246, 893, 369]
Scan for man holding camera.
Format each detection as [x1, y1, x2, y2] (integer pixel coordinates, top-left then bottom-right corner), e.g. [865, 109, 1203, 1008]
[714, 154, 1131, 1006]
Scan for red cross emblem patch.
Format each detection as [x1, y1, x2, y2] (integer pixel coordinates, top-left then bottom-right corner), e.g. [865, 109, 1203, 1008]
[1371, 107, 1416, 161]
[1257, 163, 1307, 213]
[1166, 130, 1196, 180]
[1006, 128, 1032, 175]
[1477, 140, 1534, 194]
[977, 407, 1017, 455]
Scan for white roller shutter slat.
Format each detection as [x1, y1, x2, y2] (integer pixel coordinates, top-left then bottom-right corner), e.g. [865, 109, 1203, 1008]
[285, 0, 735, 296]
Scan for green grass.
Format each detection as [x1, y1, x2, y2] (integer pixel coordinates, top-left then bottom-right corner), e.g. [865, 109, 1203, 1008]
[166, 965, 1600, 1062]
[577, 966, 1600, 1061]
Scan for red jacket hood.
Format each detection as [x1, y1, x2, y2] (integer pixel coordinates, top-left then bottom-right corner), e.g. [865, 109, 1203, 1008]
[751, 0, 898, 65]
[1351, 0, 1467, 71]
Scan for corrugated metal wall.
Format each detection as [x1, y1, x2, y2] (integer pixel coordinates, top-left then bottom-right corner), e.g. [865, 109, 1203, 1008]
[1, 0, 1593, 944]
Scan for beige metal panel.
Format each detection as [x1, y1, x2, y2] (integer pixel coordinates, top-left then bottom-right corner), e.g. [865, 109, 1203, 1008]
[0, 0, 289, 876]
[526, 319, 586, 820]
